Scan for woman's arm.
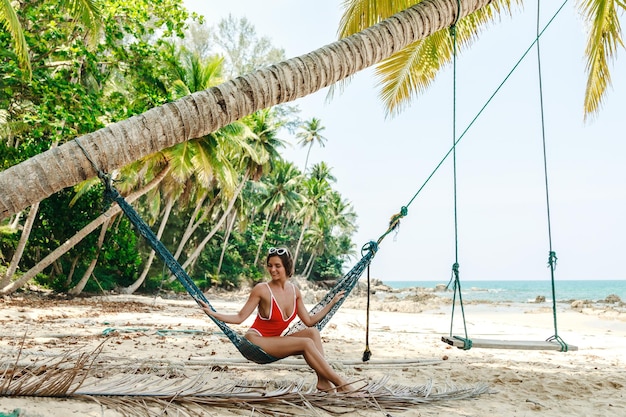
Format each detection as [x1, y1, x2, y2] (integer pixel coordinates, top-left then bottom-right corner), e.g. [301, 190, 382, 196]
[200, 285, 262, 324]
[295, 287, 346, 327]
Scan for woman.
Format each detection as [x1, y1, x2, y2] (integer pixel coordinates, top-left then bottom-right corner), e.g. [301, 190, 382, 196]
[200, 247, 353, 393]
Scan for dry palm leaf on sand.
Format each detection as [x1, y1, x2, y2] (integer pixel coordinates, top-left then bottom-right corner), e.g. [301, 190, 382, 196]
[1, 342, 492, 416]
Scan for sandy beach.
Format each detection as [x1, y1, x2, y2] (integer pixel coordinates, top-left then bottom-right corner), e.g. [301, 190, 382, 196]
[1, 281, 625, 416]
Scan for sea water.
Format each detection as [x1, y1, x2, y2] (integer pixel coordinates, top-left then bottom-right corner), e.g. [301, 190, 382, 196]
[383, 280, 626, 303]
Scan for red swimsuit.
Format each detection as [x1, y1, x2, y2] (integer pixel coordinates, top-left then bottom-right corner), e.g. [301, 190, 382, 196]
[248, 282, 297, 337]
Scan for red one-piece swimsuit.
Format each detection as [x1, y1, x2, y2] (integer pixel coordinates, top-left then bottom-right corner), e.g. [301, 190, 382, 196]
[248, 282, 297, 337]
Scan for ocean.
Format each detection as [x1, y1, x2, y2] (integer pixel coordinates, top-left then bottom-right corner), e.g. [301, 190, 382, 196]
[383, 280, 626, 304]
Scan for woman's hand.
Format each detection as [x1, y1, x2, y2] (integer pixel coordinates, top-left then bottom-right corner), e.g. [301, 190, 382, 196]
[198, 300, 214, 316]
[332, 290, 346, 305]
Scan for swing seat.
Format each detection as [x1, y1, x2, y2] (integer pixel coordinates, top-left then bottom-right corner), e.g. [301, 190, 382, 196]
[441, 335, 578, 351]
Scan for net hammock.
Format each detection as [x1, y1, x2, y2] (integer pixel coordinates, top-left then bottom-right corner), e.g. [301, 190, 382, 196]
[104, 182, 378, 364]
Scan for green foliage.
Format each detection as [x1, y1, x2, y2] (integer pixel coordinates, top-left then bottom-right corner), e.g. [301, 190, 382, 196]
[309, 254, 345, 282]
[0, 226, 18, 264]
[0, 1, 360, 297]
[99, 217, 142, 286]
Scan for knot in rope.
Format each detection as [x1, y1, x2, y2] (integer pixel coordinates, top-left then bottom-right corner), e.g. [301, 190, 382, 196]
[452, 262, 460, 275]
[389, 206, 407, 231]
[361, 241, 379, 256]
[547, 251, 558, 269]
[376, 206, 408, 245]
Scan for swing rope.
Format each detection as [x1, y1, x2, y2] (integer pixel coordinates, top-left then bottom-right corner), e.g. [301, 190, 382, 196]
[444, 0, 572, 352]
[535, 1, 568, 351]
[360, 0, 574, 355]
[445, 0, 471, 350]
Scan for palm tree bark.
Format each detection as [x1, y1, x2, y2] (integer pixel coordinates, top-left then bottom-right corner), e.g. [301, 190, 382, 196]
[0, 202, 39, 288]
[168, 174, 249, 282]
[0, 166, 170, 295]
[0, 0, 494, 220]
[68, 218, 110, 295]
[253, 211, 274, 266]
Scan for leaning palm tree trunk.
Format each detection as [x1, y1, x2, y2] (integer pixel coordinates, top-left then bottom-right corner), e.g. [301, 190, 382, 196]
[0, 0, 494, 220]
[68, 218, 110, 295]
[253, 211, 274, 266]
[216, 211, 237, 279]
[0, 202, 39, 288]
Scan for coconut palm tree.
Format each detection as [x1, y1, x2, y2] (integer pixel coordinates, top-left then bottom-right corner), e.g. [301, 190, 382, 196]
[116, 50, 230, 293]
[252, 159, 303, 265]
[293, 175, 332, 273]
[338, 0, 624, 119]
[296, 118, 327, 171]
[0, 0, 499, 220]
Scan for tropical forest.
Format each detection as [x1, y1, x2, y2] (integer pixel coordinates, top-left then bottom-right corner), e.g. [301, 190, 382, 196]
[0, 0, 358, 296]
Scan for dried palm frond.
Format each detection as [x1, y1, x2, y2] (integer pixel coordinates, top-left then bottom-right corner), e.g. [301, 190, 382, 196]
[0, 345, 492, 416]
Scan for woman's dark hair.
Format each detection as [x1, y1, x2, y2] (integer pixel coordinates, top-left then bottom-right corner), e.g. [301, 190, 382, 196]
[266, 248, 294, 277]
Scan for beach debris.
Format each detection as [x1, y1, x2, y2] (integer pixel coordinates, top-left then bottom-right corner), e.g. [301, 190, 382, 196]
[0, 347, 491, 416]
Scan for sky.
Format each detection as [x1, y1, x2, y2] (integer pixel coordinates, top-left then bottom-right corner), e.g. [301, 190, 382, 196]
[183, 0, 625, 282]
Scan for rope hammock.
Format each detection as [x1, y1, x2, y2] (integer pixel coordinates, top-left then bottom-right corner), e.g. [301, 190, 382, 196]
[441, 0, 576, 352]
[100, 177, 378, 364]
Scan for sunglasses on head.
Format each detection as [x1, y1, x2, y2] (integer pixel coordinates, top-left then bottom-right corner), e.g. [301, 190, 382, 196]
[268, 247, 288, 255]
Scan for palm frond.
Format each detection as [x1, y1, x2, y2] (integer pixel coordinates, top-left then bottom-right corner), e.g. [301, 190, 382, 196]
[0, 0, 31, 78]
[1, 346, 491, 416]
[579, 0, 624, 119]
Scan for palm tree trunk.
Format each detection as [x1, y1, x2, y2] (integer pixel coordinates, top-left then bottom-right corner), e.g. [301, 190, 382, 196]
[0, 201, 39, 288]
[119, 198, 174, 294]
[9, 212, 21, 230]
[173, 193, 214, 261]
[0, 0, 493, 220]
[64, 257, 79, 288]
[303, 253, 316, 279]
[293, 218, 309, 273]
[170, 174, 249, 281]
[0, 166, 169, 295]
[216, 211, 237, 278]
[253, 211, 274, 266]
[68, 218, 109, 295]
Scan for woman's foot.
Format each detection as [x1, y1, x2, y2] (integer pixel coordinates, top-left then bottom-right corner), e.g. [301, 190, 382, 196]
[316, 379, 334, 393]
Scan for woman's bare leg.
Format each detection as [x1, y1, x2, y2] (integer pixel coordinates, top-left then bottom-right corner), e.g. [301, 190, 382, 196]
[246, 332, 351, 392]
[289, 328, 332, 390]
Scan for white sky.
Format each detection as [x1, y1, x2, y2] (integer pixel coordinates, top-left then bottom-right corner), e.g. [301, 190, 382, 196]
[184, 0, 625, 282]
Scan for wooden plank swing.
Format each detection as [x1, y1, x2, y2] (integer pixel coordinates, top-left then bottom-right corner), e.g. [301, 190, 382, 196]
[441, 336, 578, 351]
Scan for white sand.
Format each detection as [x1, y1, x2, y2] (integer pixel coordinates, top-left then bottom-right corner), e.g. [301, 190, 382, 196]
[1, 284, 625, 416]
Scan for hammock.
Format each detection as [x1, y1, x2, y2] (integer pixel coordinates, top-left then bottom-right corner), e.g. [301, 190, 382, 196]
[104, 184, 377, 364]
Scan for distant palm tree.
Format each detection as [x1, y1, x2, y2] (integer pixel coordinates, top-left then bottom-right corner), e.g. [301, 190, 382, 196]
[252, 159, 303, 265]
[295, 118, 327, 172]
[293, 175, 332, 273]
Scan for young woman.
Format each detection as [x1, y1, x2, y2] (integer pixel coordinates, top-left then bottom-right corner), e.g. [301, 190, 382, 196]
[200, 247, 352, 393]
